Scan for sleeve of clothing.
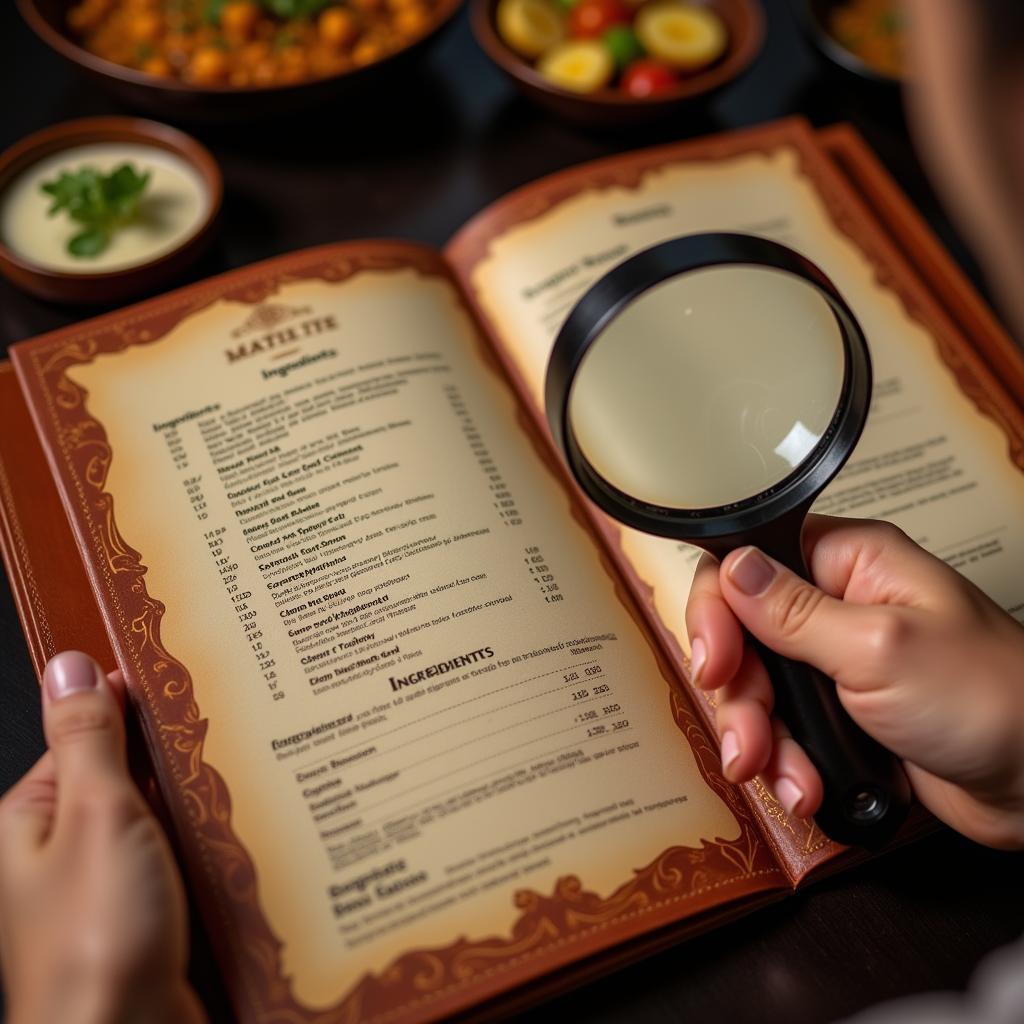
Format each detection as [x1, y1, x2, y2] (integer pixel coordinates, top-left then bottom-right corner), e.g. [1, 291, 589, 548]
[843, 935, 1024, 1024]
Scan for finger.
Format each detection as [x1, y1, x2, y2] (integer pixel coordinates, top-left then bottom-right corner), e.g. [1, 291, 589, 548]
[759, 718, 824, 820]
[718, 546, 887, 683]
[0, 752, 58, 857]
[42, 651, 128, 811]
[107, 668, 127, 714]
[685, 552, 745, 690]
[900, 763, 1024, 851]
[712, 646, 774, 783]
[802, 514, 955, 609]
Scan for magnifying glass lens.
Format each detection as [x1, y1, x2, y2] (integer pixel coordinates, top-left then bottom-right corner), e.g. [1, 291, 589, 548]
[568, 266, 846, 510]
[548, 235, 911, 847]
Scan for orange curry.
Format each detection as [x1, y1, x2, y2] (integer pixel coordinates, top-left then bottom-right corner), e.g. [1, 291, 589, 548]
[829, 0, 904, 80]
[67, 0, 443, 86]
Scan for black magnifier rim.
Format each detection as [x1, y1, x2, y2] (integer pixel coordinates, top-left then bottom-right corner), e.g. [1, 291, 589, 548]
[545, 233, 872, 543]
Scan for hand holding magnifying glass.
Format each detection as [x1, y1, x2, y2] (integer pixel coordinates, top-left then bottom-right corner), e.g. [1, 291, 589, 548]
[545, 233, 912, 847]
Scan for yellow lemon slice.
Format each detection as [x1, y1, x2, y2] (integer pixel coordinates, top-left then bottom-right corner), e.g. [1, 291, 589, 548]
[634, 3, 727, 70]
[497, 0, 565, 59]
[538, 38, 615, 92]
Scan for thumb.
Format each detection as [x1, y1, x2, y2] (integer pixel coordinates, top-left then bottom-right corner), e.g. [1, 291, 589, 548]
[719, 546, 880, 681]
[42, 651, 128, 802]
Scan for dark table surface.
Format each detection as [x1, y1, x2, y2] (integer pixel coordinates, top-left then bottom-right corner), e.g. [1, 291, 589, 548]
[0, 2, 1021, 1022]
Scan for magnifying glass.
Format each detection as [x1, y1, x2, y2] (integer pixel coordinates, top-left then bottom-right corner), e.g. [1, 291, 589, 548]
[545, 232, 911, 847]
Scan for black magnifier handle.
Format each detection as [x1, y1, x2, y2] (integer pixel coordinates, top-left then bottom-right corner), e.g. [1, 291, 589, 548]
[748, 551, 912, 848]
[752, 642, 910, 846]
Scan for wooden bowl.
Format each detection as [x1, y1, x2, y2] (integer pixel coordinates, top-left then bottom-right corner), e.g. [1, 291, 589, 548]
[0, 117, 222, 305]
[793, 0, 902, 86]
[17, 0, 463, 122]
[471, 0, 765, 128]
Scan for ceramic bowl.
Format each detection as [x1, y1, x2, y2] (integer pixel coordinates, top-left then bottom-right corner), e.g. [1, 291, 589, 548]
[0, 116, 222, 304]
[793, 0, 902, 86]
[472, 0, 765, 128]
[17, 0, 463, 122]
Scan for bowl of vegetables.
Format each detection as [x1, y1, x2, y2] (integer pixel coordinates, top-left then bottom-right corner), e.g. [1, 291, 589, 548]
[17, 0, 464, 121]
[472, 0, 764, 126]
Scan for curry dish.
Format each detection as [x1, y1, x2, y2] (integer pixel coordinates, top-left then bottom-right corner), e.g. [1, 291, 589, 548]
[828, 0, 904, 80]
[67, 0, 444, 86]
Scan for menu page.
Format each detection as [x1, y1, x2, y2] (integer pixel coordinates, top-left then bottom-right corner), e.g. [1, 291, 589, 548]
[452, 138, 1024, 673]
[17, 256, 745, 1010]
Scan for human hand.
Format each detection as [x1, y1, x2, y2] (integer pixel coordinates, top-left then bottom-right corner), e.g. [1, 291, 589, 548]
[685, 516, 1024, 849]
[0, 651, 204, 1024]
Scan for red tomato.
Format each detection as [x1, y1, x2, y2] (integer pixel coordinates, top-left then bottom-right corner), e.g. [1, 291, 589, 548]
[621, 58, 678, 97]
[568, 0, 631, 39]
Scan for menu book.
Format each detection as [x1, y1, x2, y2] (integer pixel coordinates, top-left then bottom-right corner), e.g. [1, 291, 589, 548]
[2, 117, 1023, 1024]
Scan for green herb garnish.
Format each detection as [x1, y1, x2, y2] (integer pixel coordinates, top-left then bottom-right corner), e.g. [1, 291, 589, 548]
[879, 10, 903, 34]
[40, 163, 151, 259]
[274, 29, 300, 49]
[203, 0, 228, 23]
[203, 0, 335, 22]
[261, 0, 336, 18]
[203, 0, 335, 23]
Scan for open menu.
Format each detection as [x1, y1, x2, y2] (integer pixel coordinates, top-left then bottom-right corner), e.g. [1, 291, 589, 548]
[1, 117, 1023, 1024]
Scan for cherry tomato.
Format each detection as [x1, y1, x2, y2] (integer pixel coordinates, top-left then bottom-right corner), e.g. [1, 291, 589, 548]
[568, 0, 630, 39]
[620, 57, 678, 97]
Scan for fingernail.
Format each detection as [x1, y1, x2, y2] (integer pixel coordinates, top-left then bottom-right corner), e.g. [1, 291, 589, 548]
[690, 637, 707, 685]
[720, 730, 740, 773]
[44, 651, 101, 701]
[728, 547, 776, 596]
[775, 777, 804, 816]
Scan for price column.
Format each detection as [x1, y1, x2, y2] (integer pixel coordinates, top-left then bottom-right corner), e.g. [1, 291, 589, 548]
[182, 472, 283, 702]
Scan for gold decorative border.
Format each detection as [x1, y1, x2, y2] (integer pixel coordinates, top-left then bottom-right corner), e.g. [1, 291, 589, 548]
[13, 240, 783, 1024]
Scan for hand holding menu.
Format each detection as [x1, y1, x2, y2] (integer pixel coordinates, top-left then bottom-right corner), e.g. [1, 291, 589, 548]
[1, 118, 1022, 1023]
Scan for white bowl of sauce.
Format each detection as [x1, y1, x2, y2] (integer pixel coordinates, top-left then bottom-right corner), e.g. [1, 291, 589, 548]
[0, 117, 221, 304]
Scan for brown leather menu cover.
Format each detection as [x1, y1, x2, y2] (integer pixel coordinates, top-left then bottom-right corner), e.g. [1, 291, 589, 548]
[0, 120, 1021, 1024]
[0, 363, 114, 678]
